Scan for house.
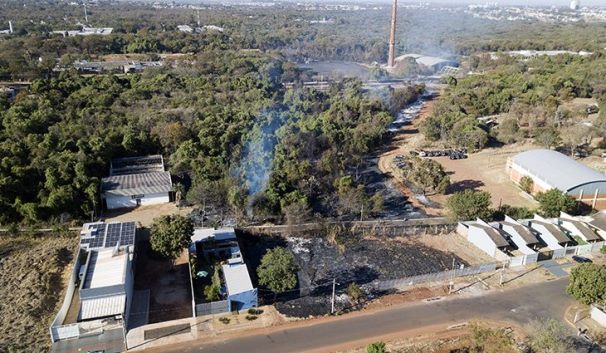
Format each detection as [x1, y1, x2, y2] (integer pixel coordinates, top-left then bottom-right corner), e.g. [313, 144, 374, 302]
[190, 228, 257, 313]
[52, 27, 113, 37]
[51, 221, 137, 353]
[101, 155, 172, 210]
[522, 215, 573, 250]
[587, 210, 606, 240]
[497, 216, 542, 250]
[507, 149, 606, 210]
[177, 25, 194, 33]
[558, 212, 602, 243]
[465, 219, 513, 260]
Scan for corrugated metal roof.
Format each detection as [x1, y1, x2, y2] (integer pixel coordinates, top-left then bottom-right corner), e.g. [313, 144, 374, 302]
[101, 171, 172, 196]
[80, 295, 125, 320]
[512, 149, 606, 192]
[82, 249, 127, 289]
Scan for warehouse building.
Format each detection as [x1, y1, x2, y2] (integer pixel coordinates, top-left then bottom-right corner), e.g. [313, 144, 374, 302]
[507, 149, 606, 210]
[102, 155, 172, 210]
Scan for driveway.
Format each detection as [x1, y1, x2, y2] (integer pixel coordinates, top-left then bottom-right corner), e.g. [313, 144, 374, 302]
[145, 278, 573, 353]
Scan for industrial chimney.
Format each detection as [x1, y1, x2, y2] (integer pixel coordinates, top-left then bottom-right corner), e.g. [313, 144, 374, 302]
[8, 21, 13, 34]
[388, 0, 398, 68]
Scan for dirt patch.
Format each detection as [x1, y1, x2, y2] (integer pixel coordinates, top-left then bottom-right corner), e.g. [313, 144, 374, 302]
[239, 232, 470, 318]
[105, 203, 193, 227]
[0, 234, 78, 353]
[412, 232, 494, 265]
[134, 242, 192, 323]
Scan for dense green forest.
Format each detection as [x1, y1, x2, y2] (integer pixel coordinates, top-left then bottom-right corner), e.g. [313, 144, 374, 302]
[0, 49, 391, 224]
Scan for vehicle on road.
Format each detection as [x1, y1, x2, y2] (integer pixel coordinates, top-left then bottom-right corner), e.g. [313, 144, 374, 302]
[572, 256, 592, 263]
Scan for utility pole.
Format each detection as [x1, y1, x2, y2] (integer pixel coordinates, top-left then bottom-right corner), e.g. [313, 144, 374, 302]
[387, 0, 398, 68]
[499, 267, 504, 286]
[331, 278, 336, 314]
[448, 257, 455, 294]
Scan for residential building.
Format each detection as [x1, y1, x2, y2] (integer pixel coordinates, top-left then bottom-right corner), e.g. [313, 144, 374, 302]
[558, 212, 602, 243]
[50, 221, 137, 353]
[464, 219, 513, 260]
[507, 149, 606, 210]
[522, 215, 574, 250]
[101, 155, 172, 210]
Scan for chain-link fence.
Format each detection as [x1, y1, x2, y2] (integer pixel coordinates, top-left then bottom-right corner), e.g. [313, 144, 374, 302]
[373, 262, 498, 292]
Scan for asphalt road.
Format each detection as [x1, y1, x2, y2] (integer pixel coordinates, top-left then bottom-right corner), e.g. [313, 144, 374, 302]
[148, 278, 572, 353]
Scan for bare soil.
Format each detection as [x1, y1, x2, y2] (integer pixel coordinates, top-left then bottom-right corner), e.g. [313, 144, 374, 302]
[0, 234, 78, 353]
[105, 203, 193, 227]
[134, 242, 192, 323]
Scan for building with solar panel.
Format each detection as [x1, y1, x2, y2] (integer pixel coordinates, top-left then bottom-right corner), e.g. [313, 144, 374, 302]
[101, 155, 173, 210]
[50, 221, 137, 353]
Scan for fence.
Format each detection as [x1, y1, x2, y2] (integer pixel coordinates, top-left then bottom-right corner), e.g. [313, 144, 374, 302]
[49, 248, 84, 342]
[195, 300, 229, 316]
[374, 262, 498, 292]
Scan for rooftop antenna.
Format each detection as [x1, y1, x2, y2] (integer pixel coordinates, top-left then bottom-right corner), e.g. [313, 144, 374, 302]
[8, 21, 13, 34]
[84, 3, 88, 24]
[388, 0, 398, 68]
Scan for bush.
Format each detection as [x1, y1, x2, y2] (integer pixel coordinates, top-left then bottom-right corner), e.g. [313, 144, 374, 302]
[219, 317, 230, 325]
[519, 176, 534, 194]
[245, 315, 258, 321]
[535, 189, 576, 218]
[366, 341, 387, 353]
[567, 263, 606, 305]
[600, 245, 606, 255]
[347, 282, 364, 304]
[247, 308, 263, 315]
[446, 190, 493, 221]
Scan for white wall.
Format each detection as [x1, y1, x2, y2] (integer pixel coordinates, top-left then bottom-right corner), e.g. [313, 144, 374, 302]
[530, 223, 563, 250]
[468, 226, 497, 258]
[105, 192, 169, 210]
[591, 306, 606, 327]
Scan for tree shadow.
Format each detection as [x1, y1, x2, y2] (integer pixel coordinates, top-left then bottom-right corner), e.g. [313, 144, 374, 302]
[446, 179, 485, 194]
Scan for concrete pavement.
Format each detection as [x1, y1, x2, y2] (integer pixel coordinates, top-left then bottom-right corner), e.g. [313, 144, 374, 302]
[144, 278, 573, 353]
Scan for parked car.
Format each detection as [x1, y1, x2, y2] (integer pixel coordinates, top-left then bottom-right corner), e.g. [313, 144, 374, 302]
[572, 256, 592, 263]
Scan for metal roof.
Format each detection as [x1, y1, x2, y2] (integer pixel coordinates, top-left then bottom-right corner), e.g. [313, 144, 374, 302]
[101, 171, 172, 196]
[80, 295, 125, 320]
[110, 155, 165, 176]
[191, 228, 237, 243]
[589, 212, 606, 232]
[473, 224, 511, 248]
[511, 149, 606, 192]
[501, 222, 540, 245]
[82, 249, 127, 290]
[530, 220, 571, 244]
[222, 263, 254, 295]
[564, 219, 601, 241]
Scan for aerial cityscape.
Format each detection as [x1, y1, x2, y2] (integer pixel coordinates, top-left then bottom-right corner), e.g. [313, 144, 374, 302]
[1, 0, 606, 353]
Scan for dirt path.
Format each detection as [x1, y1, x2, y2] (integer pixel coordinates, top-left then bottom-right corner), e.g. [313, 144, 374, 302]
[377, 93, 444, 216]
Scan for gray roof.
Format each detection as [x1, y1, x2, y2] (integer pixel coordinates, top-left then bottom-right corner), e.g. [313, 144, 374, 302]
[102, 171, 172, 196]
[110, 155, 165, 176]
[531, 220, 571, 244]
[589, 212, 606, 232]
[501, 222, 540, 245]
[474, 224, 511, 248]
[566, 219, 601, 241]
[512, 149, 606, 192]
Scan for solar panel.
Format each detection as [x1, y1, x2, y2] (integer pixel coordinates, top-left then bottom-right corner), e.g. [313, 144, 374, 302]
[79, 221, 136, 249]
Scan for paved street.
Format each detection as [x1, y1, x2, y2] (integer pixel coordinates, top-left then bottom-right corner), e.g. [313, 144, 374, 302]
[146, 278, 573, 353]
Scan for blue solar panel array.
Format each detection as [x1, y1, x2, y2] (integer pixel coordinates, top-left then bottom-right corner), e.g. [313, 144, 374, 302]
[80, 221, 136, 249]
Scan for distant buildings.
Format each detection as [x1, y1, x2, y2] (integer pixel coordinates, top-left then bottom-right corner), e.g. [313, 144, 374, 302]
[507, 149, 606, 210]
[394, 54, 458, 72]
[101, 155, 172, 210]
[571, 0, 581, 11]
[50, 221, 137, 353]
[52, 26, 113, 37]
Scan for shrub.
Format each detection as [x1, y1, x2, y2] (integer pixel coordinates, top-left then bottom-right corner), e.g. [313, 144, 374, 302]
[600, 245, 606, 255]
[219, 317, 230, 324]
[446, 190, 493, 221]
[347, 282, 364, 304]
[245, 315, 258, 321]
[366, 341, 387, 353]
[519, 176, 534, 194]
[247, 308, 263, 315]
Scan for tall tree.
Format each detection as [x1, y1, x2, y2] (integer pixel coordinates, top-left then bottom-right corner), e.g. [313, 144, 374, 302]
[257, 247, 298, 296]
[446, 190, 493, 221]
[535, 189, 576, 218]
[567, 264, 606, 305]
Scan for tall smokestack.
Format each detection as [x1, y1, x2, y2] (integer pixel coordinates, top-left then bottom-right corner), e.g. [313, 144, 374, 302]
[8, 21, 13, 34]
[388, 0, 398, 68]
[84, 4, 88, 23]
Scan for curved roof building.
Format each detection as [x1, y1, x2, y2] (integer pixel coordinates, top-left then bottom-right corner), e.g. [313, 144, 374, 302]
[508, 149, 606, 210]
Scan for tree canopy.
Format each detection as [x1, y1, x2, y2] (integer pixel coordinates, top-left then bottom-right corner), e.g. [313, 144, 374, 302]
[567, 263, 606, 306]
[150, 215, 194, 263]
[446, 190, 493, 221]
[257, 247, 298, 294]
[535, 189, 576, 218]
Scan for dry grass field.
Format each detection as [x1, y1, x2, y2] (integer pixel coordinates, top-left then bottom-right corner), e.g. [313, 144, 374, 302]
[0, 233, 78, 353]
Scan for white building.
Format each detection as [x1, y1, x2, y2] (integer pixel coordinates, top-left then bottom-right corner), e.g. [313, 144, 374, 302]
[101, 155, 172, 210]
